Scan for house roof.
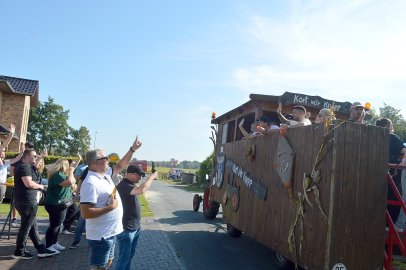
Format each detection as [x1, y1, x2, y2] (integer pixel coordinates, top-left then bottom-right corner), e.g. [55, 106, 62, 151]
[0, 75, 39, 106]
[0, 123, 19, 140]
[0, 75, 38, 96]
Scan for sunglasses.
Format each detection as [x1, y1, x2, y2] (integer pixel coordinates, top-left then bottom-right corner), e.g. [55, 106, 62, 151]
[96, 156, 109, 161]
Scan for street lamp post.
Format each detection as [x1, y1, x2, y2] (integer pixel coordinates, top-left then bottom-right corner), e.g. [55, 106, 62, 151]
[94, 131, 98, 149]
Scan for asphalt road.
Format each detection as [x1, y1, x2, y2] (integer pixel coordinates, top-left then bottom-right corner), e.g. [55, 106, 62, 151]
[146, 180, 282, 270]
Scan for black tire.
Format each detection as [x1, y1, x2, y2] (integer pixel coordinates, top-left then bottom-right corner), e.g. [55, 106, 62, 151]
[203, 201, 219, 219]
[271, 251, 295, 270]
[227, 223, 242, 238]
[193, 194, 201, 212]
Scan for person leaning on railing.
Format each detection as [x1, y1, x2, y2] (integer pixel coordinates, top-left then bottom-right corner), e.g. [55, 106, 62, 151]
[376, 118, 406, 228]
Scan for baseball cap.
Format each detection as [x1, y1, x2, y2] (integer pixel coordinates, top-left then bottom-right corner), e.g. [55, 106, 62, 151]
[127, 165, 146, 177]
[256, 115, 271, 123]
[351, 102, 364, 109]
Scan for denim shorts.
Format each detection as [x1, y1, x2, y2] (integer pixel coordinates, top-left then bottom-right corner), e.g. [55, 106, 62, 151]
[88, 236, 116, 268]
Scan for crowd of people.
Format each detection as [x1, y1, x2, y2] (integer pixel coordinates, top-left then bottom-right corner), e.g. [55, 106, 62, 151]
[1, 101, 405, 268]
[0, 133, 157, 270]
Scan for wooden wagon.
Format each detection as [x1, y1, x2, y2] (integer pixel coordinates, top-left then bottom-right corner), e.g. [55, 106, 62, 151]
[194, 92, 389, 270]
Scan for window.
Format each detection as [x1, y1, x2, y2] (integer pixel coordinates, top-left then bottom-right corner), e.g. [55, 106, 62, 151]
[236, 112, 256, 140]
[221, 120, 236, 144]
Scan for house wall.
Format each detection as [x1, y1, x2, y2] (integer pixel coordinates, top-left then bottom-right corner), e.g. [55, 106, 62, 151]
[0, 92, 30, 152]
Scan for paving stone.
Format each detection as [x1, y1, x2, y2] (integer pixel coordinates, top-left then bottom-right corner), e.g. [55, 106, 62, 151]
[0, 216, 186, 269]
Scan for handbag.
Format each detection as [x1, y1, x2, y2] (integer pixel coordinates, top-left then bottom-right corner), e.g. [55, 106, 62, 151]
[62, 198, 74, 208]
[52, 186, 74, 208]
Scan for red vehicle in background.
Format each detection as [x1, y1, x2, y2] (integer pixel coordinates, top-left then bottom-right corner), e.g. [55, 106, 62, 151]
[131, 160, 148, 173]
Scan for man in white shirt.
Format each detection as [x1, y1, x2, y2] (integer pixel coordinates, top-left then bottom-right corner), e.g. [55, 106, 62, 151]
[277, 103, 312, 127]
[80, 136, 142, 270]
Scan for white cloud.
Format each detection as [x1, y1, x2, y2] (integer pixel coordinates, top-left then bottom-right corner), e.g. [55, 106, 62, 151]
[229, 0, 406, 114]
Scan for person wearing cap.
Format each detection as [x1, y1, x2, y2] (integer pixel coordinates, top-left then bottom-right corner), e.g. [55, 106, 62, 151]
[277, 103, 311, 127]
[115, 165, 157, 270]
[349, 102, 365, 124]
[79, 136, 142, 270]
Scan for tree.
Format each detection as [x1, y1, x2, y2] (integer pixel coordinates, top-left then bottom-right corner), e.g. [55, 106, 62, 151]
[27, 96, 91, 155]
[363, 108, 379, 126]
[63, 126, 91, 156]
[378, 103, 406, 141]
[196, 152, 214, 184]
[28, 96, 70, 154]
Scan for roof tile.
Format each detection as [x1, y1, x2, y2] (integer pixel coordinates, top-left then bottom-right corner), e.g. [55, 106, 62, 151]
[0, 75, 38, 96]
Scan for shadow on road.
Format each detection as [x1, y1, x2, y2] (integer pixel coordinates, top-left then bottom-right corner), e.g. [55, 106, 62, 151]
[156, 210, 226, 232]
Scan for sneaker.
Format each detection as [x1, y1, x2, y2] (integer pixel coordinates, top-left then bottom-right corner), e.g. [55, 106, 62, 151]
[13, 251, 35, 260]
[69, 240, 80, 249]
[52, 242, 66, 251]
[37, 248, 57, 258]
[40, 247, 59, 257]
[62, 228, 75, 235]
[11, 218, 18, 227]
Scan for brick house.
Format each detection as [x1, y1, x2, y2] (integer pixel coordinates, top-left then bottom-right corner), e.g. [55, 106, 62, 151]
[0, 75, 39, 152]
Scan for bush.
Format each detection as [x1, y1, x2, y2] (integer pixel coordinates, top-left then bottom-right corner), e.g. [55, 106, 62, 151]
[5, 152, 80, 178]
[196, 152, 214, 185]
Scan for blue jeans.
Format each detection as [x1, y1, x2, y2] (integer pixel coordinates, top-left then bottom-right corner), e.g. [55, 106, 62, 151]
[74, 216, 86, 242]
[88, 236, 116, 269]
[115, 229, 141, 270]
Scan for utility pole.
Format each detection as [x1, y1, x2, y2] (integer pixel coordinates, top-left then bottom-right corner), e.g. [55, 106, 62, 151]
[94, 131, 98, 149]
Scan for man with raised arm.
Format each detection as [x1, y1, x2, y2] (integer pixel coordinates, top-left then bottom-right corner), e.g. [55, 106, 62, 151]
[277, 103, 311, 127]
[80, 137, 142, 270]
[0, 124, 22, 204]
[115, 165, 157, 270]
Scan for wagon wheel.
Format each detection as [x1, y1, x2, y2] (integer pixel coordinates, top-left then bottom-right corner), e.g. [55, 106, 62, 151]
[226, 223, 242, 238]
[271, 251, 294, 270]
[203, 186, 219, 219]
[193, 194, 202, 212]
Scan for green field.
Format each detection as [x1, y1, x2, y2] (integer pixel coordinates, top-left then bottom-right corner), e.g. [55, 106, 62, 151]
[0, 194, 153, 218]
[153, 167, 204, 193]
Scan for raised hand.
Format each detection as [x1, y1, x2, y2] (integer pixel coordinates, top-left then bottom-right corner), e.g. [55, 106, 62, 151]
[150, 172, 158, 180]
[10, 123, 15, 134]
[132, 135, 142, 151]
[239, 118, 245, 127]
[277, 103, 283, 114]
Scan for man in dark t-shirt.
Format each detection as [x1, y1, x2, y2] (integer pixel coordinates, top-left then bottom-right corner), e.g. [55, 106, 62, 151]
[115, 165, 157, 270]
[376, 118, 406, 224]
[13, 149, 55, 259]
[9, 142, 35, 226]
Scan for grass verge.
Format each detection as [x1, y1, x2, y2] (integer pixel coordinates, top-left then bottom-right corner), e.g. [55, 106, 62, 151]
[0, 194, 153, 218]
[158, 178, 204, 193]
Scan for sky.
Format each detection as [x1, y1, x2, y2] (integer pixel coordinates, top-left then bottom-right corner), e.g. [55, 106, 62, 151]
[1, 0, 405, 162]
